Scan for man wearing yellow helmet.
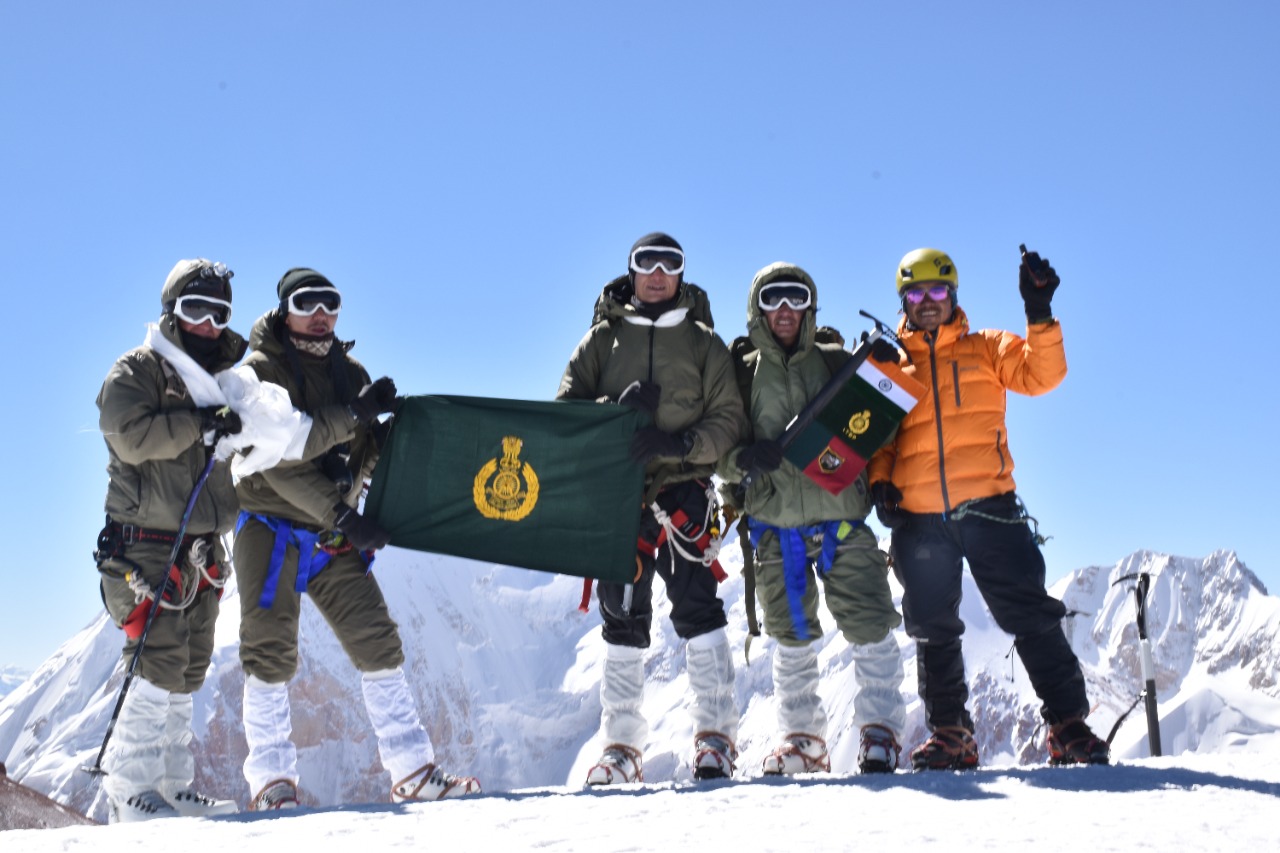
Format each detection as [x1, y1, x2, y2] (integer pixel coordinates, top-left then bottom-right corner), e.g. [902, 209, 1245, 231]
[867, 246, 1110, 770]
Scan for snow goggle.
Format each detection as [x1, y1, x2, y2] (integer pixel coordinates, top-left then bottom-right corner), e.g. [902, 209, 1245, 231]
[758, 282, 812, 311]
[286, 286, 342, 316]
[199, 261, 233, 281]
[902, 284, 953, 305]
[629, 246, 685, 276]
[173, 295, 232, 329]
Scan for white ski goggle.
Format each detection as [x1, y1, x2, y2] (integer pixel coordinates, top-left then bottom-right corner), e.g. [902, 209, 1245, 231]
[629, 246, 685, 276]
[174, 295, 232, 329]
[287, 286, 342, 317]
[758, 282, 812, 311]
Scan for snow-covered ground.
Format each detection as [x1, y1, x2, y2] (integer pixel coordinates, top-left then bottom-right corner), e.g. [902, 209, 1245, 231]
[4, 753, 1278, 852]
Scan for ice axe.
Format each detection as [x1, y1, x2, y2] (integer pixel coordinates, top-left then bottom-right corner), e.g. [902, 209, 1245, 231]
[1105, 571, 1163, 756]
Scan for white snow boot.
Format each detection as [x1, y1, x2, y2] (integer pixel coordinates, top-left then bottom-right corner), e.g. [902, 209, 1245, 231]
[161, 692, 237, 816]
[858, 723, 902, 774]
[102, 676, 177, 823]
[686, 628, 738, 778]
[363, 667, 483, 801]
[110, 790, 181, 823]
[599, 643, 648, 751]
[249, 778, 300, 811]
[392, 763, 483, 801]
[762, 733, 831, 775]
[763, 643, 830, 775]
[587, 644, 648, 787]
[771, 641, 827, 737]
[850, 632, 907, 765]
[585, 744, 644, 786]
[242, 675, 299, 802]
[692, 731, 737, 780]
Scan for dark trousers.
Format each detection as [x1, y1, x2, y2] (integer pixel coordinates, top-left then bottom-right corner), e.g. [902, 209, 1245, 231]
[890, 492, 1088, 729]
[597, 479, 728, 648]
[98, 538, 222, 694]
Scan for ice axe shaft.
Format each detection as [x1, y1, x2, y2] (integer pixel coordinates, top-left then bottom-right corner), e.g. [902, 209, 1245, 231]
[1110, 571, 1162, 757]
[84, 450, 220, 776]
[1019, 243, 1052, 288]
[1134, 572, 1163, 756]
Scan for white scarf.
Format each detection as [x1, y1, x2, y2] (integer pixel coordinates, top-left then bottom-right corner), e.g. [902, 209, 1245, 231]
[145, 323, 312, 479]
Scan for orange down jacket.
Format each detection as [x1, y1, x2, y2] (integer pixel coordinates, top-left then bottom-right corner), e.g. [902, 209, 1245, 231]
[866, 307, 1066, 514]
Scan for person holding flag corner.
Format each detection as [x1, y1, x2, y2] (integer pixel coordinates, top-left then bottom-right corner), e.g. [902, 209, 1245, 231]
[557, 232, 747, 784]
[233, 267, 481, 809]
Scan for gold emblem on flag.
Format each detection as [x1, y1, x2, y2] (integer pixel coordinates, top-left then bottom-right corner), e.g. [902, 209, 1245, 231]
[473, 435, 540, 521]
[845, 409, 871, 440]
[818, 445, 845, 474]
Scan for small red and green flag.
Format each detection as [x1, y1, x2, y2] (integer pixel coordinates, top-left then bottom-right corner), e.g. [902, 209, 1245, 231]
[783, 356, 926, 495]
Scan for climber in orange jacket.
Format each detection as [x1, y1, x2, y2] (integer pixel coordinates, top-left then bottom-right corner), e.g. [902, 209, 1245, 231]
[867, 246, 1110, 772]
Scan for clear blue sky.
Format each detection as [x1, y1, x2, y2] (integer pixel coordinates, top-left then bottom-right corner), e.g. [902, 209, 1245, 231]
[3, 1, 1276, 670]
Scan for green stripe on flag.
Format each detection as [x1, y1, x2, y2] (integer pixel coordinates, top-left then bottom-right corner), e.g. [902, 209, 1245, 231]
[783, 418, 841, 472]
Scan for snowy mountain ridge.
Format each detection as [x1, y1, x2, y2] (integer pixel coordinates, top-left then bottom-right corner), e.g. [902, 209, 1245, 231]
[0, 667, 31, 704]
[2, 541, 1278, 823]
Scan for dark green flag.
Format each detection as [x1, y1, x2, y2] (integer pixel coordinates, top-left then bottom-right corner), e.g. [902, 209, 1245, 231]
[365, 395, 645, 583]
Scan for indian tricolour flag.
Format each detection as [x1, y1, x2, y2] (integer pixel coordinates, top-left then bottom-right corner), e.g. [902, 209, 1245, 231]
[782, 356, 927, 495]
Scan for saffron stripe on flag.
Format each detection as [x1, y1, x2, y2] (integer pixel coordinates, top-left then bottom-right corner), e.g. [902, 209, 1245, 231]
[855, 358, 926, 413]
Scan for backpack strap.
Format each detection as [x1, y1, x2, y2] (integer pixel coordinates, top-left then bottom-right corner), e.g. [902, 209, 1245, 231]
[728, 336, 758, 444]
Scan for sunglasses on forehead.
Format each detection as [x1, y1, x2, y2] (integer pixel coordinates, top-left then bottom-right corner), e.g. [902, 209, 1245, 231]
[287, 286, 342, 316]
[902, 284, 953, 305]
[758, 281, 813, 311]
[174, 295, 232, 329]
[630, 246, 685, 276]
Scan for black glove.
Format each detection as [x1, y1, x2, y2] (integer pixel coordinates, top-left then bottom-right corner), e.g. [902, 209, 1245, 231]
[737, 439, 784, 474]
[618, 380, 661, 415]
[629, 426, 692, 465]
[860, 331, 901, 365]
[1019, 245, 1060, 323]
[198, 405, 243, 436]
[333, 504, 392, 551]
[349, 377, 398, 424]
[870, 481, 907, 530]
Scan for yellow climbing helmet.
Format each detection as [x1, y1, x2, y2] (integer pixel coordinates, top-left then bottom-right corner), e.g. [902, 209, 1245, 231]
[896, 248, 957, 294]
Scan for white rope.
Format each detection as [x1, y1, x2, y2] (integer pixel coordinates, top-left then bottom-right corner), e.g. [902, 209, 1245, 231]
[648, 481, 723, 568]
[128, 536, 226, 611]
